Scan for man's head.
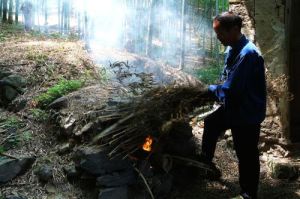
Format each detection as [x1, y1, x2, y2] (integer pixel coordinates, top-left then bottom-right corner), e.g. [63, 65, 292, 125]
[213, 12, 243, 46]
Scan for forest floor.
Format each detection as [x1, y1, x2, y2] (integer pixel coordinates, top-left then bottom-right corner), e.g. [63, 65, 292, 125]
[0, 23, 299, 199]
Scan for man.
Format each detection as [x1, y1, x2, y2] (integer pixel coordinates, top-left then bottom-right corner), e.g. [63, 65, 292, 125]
[20, 1, 33, 31]
[199, 12, 266, 199]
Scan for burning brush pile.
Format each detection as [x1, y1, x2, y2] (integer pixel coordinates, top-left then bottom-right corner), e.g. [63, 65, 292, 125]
[63, 62, 217, 199]
[91, 85, 215, 160]
[72, 85, 217, 199]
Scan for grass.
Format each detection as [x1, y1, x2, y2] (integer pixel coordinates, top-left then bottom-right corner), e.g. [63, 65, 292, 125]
[30, 108, 50, 122]
[0, 116, 23, 129]
[197, 62, 223, 85]
[0, 116, 27, 152]
[35, 79, 84, 108]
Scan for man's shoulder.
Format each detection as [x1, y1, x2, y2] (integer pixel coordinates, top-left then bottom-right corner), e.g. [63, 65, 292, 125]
[240, 41, 262, 58]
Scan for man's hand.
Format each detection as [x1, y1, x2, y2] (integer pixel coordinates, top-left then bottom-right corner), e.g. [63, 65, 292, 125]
[202, 84, 218, 102]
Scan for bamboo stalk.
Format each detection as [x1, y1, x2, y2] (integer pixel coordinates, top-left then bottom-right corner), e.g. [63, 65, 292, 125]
[92, 113, 135, 143]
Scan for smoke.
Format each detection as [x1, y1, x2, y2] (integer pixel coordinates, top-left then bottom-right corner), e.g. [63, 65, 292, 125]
[19, 0, 221, 69]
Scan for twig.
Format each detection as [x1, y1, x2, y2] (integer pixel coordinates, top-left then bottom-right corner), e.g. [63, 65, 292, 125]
[92, 113, 135, 144]
[170, 155, 213, 172]
[0, 152, 19, 160]
[134, 166, 155, 199]
[0, 133, 15, 145]
[0, 63, 29, 67]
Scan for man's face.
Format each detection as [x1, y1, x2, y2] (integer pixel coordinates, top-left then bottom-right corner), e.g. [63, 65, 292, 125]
[213, 20, 234, 46]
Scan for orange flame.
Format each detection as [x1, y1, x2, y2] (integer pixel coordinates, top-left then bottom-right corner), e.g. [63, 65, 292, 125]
[142, 136, 153, 152]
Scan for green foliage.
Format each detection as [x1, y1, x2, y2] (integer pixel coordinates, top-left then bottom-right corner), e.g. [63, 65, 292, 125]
[197, 62, 223, 84]
[0, 145, 5, 153]
[35, 79, 84, 107]
[0, 116, 23, 129]
[22, 131, 33, 142]
[0, 115, 33, 152]
[30, 108, 50, 122]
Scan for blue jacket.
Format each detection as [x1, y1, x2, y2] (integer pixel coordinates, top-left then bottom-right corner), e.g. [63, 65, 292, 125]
[209, 35, 266, 125]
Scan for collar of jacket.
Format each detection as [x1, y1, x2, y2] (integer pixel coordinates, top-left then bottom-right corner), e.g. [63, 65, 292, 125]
[230, 34, 249, 53]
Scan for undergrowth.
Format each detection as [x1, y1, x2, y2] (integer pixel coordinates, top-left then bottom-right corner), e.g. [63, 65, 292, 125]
[35, 79, 84, 108]
[0, 116, 30, 152]
[197, 61, 223, 85]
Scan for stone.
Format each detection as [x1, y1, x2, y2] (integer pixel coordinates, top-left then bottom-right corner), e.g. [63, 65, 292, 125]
[229, 0, 241, 3]
[96, 169, 137, 187]
[48, 96, 68, 110]
[2, 75, 26, 88]
[35, 165, 53, 183]
[57, 143, 73, 155]
[63, 165, 81, 182]
[267, 158, 299, 180]
[0, 157, 35, 184]
[73, 146, 132, 177]
[98, 187, 128, 199]
[0, 70, 12, 79]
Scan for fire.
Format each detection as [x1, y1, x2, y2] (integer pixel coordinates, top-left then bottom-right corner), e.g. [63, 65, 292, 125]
[142, 136, 153, 152]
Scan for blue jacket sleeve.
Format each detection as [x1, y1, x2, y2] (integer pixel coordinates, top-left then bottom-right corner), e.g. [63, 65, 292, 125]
[208, 53, 256, 105]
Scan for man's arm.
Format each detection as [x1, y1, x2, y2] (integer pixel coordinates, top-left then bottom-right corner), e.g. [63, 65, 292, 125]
[208, 52, 262, 106]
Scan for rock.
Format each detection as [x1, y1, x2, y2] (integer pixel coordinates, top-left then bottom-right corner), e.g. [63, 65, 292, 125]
[48, 96, 68, 110]
[96, 169, 137, 187]
[8, 99, 27, 112]
[0, 70, 12, 79]
[74, 146, 132, 177]
[229, 0, 241, 3]
[57, 142, 73, 155]
[75, 121, 95, 136]
[0, 157, 35, 184]
[63, 165, 81, 182]
[34, 165, 53, 183]
[267, 158, 299, 180]
[2, 75, 26, 88]
[226, 136, 234, 149]
[98, 187, 128, 199]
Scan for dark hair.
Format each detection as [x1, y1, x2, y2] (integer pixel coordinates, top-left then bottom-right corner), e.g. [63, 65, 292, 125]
[214, 12, 243, 31]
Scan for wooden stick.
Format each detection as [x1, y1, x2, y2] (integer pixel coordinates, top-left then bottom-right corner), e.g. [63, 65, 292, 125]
[0, 152, 19, 160]
[92, 113, 134, 143]
[170, 155, 213, 172]
[0, 63, 29, 67]
[134, 166, 155, 199]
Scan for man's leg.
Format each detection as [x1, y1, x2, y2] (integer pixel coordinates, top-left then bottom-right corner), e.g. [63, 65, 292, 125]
[201, 106, 227, 162]
[231, 125, 260, 199]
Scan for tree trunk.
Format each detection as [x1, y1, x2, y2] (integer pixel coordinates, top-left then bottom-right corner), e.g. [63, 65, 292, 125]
[2, 0, 7, 22]
[15, 0, 19, 23]
[179, 0, 186, 70]
[8, 0, 12, 23]
[58, 0, 61, 32]
[0, 0, 3, 19]
[146, 0, 156, 57]
[44, 0, 48, 32]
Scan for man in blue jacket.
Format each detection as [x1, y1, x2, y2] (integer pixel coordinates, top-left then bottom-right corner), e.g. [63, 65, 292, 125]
[199, 12, 266, 199]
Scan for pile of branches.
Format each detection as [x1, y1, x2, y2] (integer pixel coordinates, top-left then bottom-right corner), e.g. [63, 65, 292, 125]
[92, 85, 215, 159]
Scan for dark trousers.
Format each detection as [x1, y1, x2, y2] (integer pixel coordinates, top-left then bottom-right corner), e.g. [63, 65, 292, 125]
[202, 106, 260, 199]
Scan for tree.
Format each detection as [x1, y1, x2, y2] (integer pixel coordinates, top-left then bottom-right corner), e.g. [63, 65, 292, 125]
[8, 0, 13, 24]
[0, 0, 3, 19]
[43, 0, 48, 32]
[15, 0, 20, 23]
[179, 0, 187, 70]
[146, 0, 156, 57]
[2, 0, 7, 22]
